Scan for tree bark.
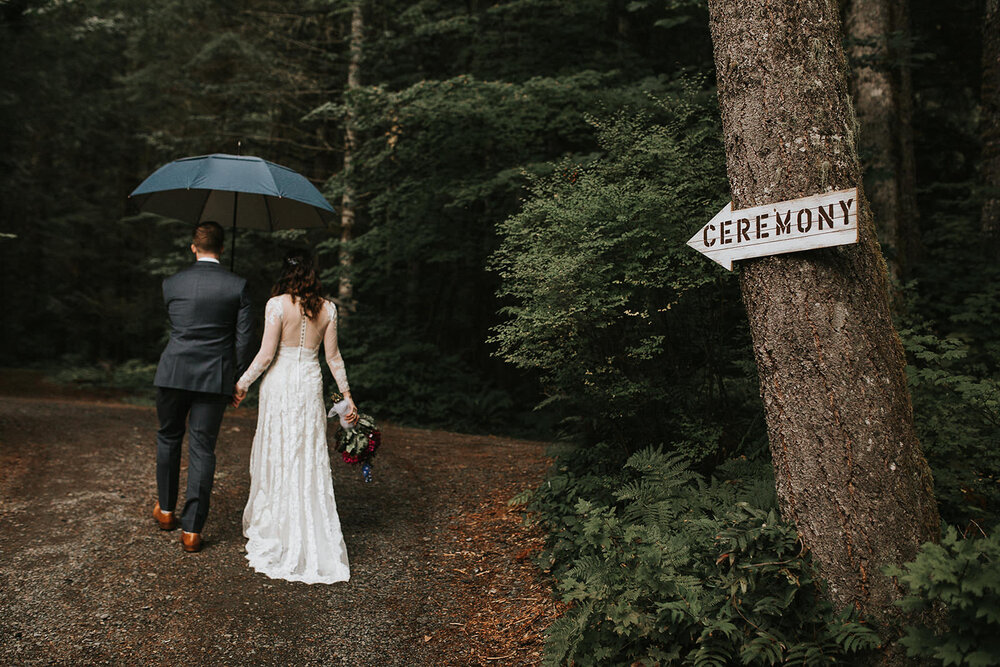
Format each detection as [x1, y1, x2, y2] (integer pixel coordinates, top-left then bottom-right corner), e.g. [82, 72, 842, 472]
[339, 1, 363, 312]
[983, 0, 1000, 237]
[706, 0, 939, 656]
[844, 0, 919, 282]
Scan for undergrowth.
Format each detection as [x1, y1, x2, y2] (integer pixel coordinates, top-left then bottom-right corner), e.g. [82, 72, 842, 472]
[515, 446, 881, 666]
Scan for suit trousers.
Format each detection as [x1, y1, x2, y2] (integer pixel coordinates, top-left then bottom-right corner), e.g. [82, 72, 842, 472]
[155, 387, 228, 533]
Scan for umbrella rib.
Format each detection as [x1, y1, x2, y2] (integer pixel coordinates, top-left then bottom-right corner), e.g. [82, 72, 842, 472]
[263, 194, 274, 232]
[195, 189, 213, 224]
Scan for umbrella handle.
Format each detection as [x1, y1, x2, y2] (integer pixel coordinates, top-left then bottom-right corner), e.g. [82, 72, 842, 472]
[231, 191, 238, 271]
[231, 139, 242, 271]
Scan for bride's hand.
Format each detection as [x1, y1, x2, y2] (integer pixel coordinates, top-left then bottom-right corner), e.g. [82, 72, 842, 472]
[344, 394, 359, 425]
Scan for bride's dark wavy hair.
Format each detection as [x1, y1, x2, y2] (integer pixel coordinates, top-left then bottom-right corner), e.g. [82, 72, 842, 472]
[271, 250, 324, 319]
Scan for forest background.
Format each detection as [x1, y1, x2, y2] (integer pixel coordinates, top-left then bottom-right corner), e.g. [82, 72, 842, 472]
[2, 0, 999, 664]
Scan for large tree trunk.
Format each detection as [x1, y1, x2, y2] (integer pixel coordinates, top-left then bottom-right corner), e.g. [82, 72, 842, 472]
[844, 0, 919, 282]
[983, 0, 1000, 237]
[706, 0, 939, 657]
[338, 1, 363, 312]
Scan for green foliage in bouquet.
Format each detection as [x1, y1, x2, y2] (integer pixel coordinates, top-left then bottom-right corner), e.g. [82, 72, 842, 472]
[335, 412, 379, 460]
[517, 446, 880, 666]
[887, 526, 1000, 665]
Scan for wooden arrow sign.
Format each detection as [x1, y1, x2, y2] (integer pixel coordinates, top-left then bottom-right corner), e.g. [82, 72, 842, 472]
[687, 187, 859, 270]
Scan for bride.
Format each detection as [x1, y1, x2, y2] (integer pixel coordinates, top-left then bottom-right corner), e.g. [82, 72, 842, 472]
[233, 250, 357, 584]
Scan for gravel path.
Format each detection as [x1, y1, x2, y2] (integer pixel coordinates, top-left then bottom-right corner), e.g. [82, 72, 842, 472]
[0, 384, 559, 666]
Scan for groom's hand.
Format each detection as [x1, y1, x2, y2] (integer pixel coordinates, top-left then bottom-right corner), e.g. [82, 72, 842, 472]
[231, 387, 247, 408]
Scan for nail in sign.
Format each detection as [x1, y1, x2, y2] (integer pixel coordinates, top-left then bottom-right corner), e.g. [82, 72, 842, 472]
[687, 188, 859, 270]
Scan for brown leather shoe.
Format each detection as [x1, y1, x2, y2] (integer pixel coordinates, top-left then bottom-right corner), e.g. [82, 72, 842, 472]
[180, 531, 202, 553]
[152, 502, 178, 531]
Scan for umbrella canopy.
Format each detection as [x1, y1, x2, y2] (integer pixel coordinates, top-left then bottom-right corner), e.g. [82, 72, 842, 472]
[129, 153, 335, 231]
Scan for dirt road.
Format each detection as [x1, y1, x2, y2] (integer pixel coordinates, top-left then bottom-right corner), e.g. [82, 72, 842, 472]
[0, 376, 560, 666]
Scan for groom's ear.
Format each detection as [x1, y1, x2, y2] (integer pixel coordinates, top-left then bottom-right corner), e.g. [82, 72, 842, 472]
[190, 243, 198, 256]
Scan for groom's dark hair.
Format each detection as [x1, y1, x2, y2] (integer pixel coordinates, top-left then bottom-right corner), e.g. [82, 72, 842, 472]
[193, 221, 224, 255]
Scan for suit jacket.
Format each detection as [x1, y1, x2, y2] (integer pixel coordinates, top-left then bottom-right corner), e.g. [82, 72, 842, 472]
[154, 261, 253, 395]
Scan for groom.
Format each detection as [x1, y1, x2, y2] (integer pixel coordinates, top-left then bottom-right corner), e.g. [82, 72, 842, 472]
[151, 221, 253, 553]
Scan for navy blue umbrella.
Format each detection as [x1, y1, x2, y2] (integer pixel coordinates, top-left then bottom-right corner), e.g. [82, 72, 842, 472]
[129, 153, 335, 268]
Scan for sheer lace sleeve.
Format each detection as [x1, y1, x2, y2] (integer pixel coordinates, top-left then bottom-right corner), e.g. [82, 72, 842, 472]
[324, 301, 350, 394]
[237, 297, 283, 391]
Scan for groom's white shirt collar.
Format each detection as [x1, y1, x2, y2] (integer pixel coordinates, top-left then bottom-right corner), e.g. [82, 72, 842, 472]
[197, 257, 220, 264]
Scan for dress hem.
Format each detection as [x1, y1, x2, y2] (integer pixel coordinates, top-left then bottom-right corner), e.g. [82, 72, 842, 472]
[245, 552, 350, 585]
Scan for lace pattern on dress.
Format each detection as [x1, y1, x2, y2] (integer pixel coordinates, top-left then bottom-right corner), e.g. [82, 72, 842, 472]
[237, 297, 284, 390]
[264, 297, 283, 325]
[324, 301, 350, 393]
[243, 320, 350, 584]
[239, 296, 351, 394]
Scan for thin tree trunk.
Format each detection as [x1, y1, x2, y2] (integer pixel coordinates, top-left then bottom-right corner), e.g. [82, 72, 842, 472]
[339, 1, 362, 312]
[844, 0, 919, 282]
[983, 0, 1000, 236]
[706, 0, 939, 659]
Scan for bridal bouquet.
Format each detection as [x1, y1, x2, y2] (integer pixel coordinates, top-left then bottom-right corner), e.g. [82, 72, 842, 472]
[328, 396, 381, 483]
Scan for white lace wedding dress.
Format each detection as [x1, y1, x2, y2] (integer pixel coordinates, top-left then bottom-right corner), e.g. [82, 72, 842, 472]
[236, 294, 351, 584]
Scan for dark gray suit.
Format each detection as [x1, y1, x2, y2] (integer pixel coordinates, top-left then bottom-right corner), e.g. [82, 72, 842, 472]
[154, 260, 252, 533]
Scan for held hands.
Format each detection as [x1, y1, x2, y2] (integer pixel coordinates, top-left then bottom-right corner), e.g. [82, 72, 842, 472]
[231, 385, 248, 408]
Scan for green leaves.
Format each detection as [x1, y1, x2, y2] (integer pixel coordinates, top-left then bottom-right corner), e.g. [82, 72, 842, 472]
[900, 322, 1000, 525]
[888, 526, 1000, 665]
[525, 447, 880, 666]
[322, 71, 667, 431]
[491, 88, 761, 457]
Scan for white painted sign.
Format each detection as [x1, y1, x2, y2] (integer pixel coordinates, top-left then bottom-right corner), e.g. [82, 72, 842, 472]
[686, 188, 859, 270]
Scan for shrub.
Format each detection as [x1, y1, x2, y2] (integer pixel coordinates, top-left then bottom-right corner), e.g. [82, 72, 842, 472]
[900, 326, 1000, 526]
[491, 84, 761, 461]
[343, 336, 519, 433]
[520, 447, 881, 666]
[888, 526, 1000, 665]
[52, 358, 157, 402]
[314, 72, 687, 437]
